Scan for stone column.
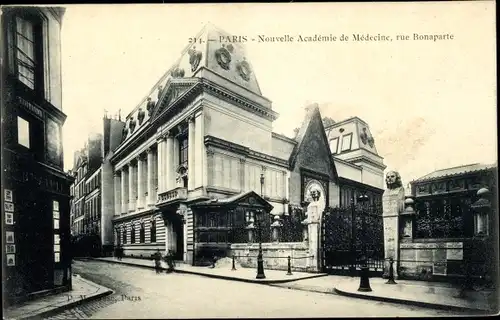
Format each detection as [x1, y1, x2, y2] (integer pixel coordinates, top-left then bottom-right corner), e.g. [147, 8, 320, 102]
[128, 161, 136, 212]
[187, 115, 195, 190]
[146, 148, 154, 206]
[157, 134, 166, 193]
[137, 154, 145, 210]
[306, 202, 321, 272]
[173, 134, 180, 186]
[239, 158, 246, 192]
[165, 131, 174, 191]
[114, 171, 121, 217]
[382, 171, 405, 279]
[121, 166, 129, 214]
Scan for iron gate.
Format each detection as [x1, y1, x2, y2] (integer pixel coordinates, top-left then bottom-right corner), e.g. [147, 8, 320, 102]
[322, 203, 385, 276]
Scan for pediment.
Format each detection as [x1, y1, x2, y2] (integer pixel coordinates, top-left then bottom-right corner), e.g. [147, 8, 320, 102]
[149, 79, 198, 121]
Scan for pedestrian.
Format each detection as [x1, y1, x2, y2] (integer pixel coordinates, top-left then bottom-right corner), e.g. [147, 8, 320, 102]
[153, 249, 162, 274]
[165, 250, 175, 273]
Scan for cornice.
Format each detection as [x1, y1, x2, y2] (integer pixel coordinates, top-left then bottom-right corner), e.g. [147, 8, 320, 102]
[344, 154, 387, 171]
[338, 176, 384, 193]
[200, 79, 278, 122]
[111, 79, 278, 164]
[272, 132, 296, 144]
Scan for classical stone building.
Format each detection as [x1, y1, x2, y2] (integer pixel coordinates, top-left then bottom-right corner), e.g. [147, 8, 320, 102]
[1, 7, 73, 305]
[108, 24, 386, 270]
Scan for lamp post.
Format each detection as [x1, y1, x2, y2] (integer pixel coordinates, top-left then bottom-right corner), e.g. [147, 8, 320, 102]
[256, 173, 266, 279]
[357, 193, 372, 292]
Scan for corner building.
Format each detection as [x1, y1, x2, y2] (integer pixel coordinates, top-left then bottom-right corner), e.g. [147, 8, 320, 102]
[110, 24, 386, 267]
[1, 7, 73, 305]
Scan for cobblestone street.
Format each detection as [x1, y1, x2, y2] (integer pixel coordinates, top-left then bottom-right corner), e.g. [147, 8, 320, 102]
[44, 260, 459, 319]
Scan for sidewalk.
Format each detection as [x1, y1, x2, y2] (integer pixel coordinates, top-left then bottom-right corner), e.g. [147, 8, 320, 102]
[272, 275, 498, 314]
[4, 275, 113, 320]
[84, 256, 327, 284]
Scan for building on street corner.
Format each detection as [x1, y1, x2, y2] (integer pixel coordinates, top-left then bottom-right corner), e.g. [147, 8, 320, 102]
[105, 23, 386, 271]
[1, 6, 73, 306]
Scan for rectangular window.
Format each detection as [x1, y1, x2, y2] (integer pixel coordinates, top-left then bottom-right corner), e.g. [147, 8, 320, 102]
[17, 116, 30, 148]
[15, 16, 36, 89]
[341, 134, 353, 152]
[329, 137, 339, 154]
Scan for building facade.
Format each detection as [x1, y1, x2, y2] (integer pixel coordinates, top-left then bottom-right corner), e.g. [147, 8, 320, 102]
[395, 163, 498, 281]
[1, 6, 73, 305]
[106, 24, 386, 270]
[69, 116, 124, 256]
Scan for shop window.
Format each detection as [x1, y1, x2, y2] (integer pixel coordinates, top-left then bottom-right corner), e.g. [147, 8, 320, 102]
[53, 200, 60, 263]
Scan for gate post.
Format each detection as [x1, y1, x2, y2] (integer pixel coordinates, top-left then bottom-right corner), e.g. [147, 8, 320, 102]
[382, 171, 405, 279]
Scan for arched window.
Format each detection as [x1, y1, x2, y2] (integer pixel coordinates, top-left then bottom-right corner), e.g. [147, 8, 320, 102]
[150, 219, 156, 243]
[131, 224, 136, 244]
[140, 222, 145, 243]
[122, 227, 127, 244]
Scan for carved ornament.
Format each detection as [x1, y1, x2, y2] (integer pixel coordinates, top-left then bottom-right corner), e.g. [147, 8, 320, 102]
[236, 58, 252, 81]
[137, 108, 145, 125]
[360, 127, 375, 148]
[146, 97, 156, 116]
[172, 67, 185, 78]
[215, 45, 232, 70]
[188, 46, 203, 72]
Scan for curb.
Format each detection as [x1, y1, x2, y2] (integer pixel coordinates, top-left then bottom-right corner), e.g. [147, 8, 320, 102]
[17, 277, 114, 320]
[332, 287, 491, 314]
[81, 258, 328, 285]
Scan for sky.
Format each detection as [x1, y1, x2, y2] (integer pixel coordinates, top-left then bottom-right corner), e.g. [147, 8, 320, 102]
[60, 2, 497, 185]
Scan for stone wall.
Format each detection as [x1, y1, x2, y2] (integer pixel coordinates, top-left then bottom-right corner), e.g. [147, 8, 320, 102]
[399, 241, 464, 281]
[230, 242, 313, 272]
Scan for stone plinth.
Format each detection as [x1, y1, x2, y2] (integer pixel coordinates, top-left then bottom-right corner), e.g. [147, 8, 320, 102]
[382, 186, 405, 278]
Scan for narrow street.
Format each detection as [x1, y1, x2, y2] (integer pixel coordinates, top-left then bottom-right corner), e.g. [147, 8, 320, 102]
[45, 260, 458, 319]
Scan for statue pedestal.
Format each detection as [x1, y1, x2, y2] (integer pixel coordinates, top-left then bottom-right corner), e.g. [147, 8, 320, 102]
[305, 202, 321, 272]
[382, 186, 405, 279]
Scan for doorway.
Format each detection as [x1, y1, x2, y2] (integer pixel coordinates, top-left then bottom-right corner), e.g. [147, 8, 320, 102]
[171, 215, 184, 261]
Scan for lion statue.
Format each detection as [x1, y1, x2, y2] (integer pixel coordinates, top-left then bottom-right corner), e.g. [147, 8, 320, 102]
[385, 171, 402, 190]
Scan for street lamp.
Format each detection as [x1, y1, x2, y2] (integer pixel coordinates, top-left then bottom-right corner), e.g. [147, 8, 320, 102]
[357, 193, 372, 292]
[256, 173, 266, 279]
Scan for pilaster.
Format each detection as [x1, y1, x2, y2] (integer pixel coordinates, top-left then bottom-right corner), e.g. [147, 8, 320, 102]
[146, 148, 155, 206]
[187, 115, 196, 190]
[114, 170, 121, 217]
[165, 131, 175, 191]
[121, 166, 129, 214]
[137, 154, 145, 209]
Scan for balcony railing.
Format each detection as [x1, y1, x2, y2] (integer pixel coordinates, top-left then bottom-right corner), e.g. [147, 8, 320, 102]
[157, 187, 187, 206]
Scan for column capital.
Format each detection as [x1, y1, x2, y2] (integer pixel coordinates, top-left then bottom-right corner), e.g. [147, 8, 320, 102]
[146, 147, 153, 154]
[136, 153, 147, 162]
[122, 165, 129, 172]
[157, 134, 166, 143]
[239, 158, 246, 164]
[114, 171, 121, 177]
[187, 114, 195, 123]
